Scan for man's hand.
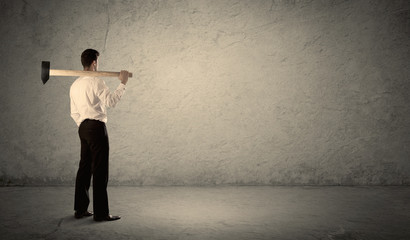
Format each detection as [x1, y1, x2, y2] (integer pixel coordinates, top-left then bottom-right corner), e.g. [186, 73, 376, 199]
[119, 70, 129, 85]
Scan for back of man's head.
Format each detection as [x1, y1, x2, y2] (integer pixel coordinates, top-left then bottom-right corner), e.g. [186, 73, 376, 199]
[81, 49, 100, 68]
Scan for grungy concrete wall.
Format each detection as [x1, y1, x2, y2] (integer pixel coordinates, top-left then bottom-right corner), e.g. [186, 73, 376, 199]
[0, 0, 409, 185]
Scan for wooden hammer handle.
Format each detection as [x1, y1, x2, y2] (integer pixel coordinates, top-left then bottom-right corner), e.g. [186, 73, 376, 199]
[50, 69, 133, 78]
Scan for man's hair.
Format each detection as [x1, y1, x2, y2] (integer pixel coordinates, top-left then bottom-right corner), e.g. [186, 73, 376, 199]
[81, 49, 100, 68]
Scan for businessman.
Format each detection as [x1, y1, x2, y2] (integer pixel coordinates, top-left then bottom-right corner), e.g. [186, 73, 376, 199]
[70, 49, 129, 221]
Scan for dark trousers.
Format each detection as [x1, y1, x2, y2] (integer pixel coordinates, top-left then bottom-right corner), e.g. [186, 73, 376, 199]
[74, 119, 109, 218]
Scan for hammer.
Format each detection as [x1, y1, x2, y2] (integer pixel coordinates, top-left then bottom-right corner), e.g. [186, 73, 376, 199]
[41, 61, 133, 84]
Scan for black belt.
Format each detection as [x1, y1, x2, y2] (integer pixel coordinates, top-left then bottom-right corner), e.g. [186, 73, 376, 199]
[81, 119, 104, 125]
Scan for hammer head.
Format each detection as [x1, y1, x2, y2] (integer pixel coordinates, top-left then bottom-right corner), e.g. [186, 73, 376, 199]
[41, 61, 50, 84]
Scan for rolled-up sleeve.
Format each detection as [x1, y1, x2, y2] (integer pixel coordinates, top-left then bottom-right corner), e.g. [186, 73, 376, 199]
[96, 79, 126, 108]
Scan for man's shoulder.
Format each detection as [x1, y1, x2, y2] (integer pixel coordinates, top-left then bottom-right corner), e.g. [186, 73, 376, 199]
[72, 76, 101, 85]
[71, 77, 103, 91]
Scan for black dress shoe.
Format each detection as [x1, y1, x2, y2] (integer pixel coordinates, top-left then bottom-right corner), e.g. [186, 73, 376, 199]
[75, 210, 93, 219]
[94, 214, 121, 222]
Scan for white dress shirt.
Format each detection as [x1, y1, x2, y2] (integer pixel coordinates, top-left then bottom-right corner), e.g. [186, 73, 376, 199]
[70, 76, 126, 126]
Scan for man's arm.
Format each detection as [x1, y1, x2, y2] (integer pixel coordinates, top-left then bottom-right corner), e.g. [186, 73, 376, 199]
[70, 92, 81, 126]
[96, 70, 129, 108]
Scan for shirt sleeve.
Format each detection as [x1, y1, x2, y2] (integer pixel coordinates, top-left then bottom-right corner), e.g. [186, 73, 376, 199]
[95, 78, 126, 108]
[70, 90, 82, 126]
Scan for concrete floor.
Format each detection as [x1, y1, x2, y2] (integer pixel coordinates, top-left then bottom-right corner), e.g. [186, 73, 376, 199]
[0, 186, 409, 240]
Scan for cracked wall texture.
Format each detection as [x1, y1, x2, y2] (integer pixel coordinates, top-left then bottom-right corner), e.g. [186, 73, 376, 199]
[0, 0, 409, 185]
